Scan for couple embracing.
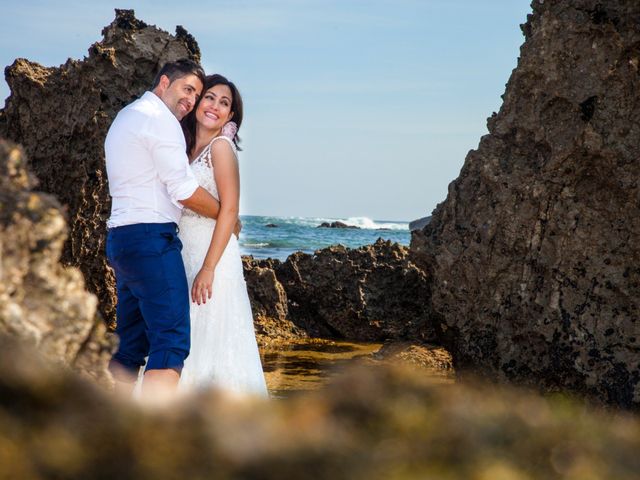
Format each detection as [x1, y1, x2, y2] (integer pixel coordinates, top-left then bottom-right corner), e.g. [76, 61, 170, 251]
[105, 60, 267, 401]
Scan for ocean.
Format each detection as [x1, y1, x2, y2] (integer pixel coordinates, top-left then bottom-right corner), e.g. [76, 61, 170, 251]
[238, 215, 411, 261]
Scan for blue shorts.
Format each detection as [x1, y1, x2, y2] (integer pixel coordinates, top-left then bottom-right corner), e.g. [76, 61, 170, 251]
[106, 222, 190, 378]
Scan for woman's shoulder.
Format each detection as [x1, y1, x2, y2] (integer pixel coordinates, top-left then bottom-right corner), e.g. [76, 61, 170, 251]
[210, 136, 238, 158]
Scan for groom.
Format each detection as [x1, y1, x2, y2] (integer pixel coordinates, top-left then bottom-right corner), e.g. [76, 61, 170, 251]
[105, 59, 221, 400]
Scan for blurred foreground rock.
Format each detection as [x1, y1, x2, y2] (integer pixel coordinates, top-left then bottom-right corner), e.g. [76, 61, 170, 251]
[412, 0, 640, 407]
[2, 335, 640, 480]
[0, 140, 114, 384]
[0, 9, 201, 327]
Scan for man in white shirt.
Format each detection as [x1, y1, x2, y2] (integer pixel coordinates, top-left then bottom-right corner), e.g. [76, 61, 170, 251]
[105, 59, 222, 400]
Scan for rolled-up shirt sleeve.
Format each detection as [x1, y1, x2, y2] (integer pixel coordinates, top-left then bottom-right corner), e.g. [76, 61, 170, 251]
[147, 132, 199, 208]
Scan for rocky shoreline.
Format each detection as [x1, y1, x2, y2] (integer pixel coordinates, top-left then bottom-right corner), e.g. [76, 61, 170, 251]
[2, 4, 640, 407]
[245, 239, 434, 345]
[0, 9, 441, 378]
[2, 2, 640, 475]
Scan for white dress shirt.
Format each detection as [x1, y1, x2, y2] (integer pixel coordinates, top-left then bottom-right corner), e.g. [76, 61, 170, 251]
[105, 91, 199, 228]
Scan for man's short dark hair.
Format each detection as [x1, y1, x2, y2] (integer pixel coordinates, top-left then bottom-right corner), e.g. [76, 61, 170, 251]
[152, 59, 206, 89]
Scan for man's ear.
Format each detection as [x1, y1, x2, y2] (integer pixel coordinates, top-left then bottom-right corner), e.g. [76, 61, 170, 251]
[154, 75, 171, 95]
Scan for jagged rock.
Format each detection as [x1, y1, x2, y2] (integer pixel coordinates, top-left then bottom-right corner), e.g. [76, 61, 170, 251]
[412, 0, 640, 407]
[275, 239, 434, 341]
[0, 140, 114, 383]
[242, 240, 435, 344]
[0, 9, 201, 327]
[2, 334, 640, 479]
[242, 257, 304, 344]
[408, 215, 431, 231]
[317, 221, 360, 229]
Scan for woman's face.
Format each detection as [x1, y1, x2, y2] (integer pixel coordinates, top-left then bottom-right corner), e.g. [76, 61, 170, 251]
[195, 83, 234, 131]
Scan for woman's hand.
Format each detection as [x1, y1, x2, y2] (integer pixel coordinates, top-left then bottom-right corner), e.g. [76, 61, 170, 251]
[191, 266, 215, 305]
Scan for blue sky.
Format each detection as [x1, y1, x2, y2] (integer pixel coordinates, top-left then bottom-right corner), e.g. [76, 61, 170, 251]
[0, 0, 532, 220]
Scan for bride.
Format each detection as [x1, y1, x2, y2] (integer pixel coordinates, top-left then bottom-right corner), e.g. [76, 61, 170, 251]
[177, 74, 268, 397]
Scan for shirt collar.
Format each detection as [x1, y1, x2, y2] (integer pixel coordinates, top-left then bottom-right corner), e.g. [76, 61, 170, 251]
[142, 91, 176, 119]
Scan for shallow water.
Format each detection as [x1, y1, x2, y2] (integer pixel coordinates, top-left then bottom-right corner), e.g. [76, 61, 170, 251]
[260, 338, 454, 398]
[260, 339, 383, 398]
[239, 215, 411, 260]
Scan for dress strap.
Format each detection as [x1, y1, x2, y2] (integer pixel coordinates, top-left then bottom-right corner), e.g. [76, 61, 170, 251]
[208, 136, 238, 158]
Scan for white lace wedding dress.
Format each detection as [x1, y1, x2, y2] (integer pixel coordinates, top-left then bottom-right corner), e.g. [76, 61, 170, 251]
[178, 136, 268, 397]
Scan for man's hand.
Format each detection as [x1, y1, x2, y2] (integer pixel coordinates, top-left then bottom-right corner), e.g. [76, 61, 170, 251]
[234, 217, 242, 238]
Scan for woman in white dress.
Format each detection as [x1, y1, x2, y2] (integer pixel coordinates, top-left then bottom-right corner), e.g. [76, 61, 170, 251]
[177, 74, 268, 397]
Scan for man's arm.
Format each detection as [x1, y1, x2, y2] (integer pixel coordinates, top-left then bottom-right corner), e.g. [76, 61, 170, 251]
[179, 186, 220, 219]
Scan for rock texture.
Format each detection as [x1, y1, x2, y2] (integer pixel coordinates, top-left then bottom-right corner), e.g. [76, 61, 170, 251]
[273, 239, 434, 341]
[242, 258, 304, 345]
[408, 215, 431, 232]
[242, 240, 434, 343]
[412, 0, 640, 407]
[0, 9, 201, 327]
[0, 140, 114, 383]
[2, 334, 640, 480]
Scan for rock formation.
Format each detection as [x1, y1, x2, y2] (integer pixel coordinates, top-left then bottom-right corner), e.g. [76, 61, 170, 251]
[242, 257, 304, 344]
[317, 221, 360, 229]
[273, 239, 434, 341]
[0, 140, 114, 383]
[372, 342, 453, 374]
[242, 240, 434, 343]
[408, 215, 431, 232]
[0, 9, 201, 327]
[412, 0, 640, 407]
[2, 334, 640, 479]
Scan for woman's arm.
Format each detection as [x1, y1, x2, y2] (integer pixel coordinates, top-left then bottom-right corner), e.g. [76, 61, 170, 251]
[191, 139, 240, 305]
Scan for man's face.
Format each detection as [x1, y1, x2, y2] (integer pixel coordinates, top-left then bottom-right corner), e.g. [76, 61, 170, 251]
[156, 74, 203, 120]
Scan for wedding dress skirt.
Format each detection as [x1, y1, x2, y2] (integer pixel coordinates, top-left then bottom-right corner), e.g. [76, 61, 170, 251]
[178, 214, 268, 397]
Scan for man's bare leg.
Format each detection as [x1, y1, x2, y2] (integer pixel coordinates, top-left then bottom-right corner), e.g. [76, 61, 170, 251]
[141, 369, 180, 404]
[110, 361, 138, 399]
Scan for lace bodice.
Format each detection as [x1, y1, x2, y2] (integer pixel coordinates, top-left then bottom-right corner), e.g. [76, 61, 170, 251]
[182, 136, 237, 218]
